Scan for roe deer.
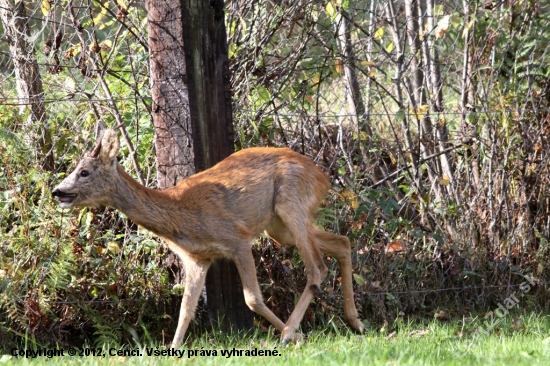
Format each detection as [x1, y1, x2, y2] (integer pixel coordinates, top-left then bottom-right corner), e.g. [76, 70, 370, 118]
[52, 126, 364, 348]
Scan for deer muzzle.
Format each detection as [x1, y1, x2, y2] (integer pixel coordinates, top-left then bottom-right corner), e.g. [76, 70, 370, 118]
[52, 188, 77, 208]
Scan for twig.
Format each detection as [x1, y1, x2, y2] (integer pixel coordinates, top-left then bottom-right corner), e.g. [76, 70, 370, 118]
[369, 143, 468, 189]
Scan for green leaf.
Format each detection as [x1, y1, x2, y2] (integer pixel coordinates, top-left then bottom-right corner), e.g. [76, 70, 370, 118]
[450, 13, 462, 28]
[257, 85, 271, 104]
[353, 273, 366, 286]
[325, 1, 337, 21]
[374, 27, 384, 41]
[0, 127, 22, 147]
[395, 109, 406, 121]
[41, 0, 51, 16]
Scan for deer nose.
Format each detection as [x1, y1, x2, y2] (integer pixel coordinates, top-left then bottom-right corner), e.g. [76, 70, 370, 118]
[51, 187, 67, 198]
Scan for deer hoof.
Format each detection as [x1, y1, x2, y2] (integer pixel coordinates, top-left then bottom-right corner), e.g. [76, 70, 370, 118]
[347, 318, 366, 333]
[281, 328, 303, 344]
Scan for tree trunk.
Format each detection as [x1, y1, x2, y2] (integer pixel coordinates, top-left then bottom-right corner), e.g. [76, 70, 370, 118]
[146, 0, 252, 335]
[0, 0, 54, 170]
[181, 0, 252, 332]
[334, 9, 370, 136]
[404, 0, 443, 202]
[425, 0, 456, 202]
[146, 0, 194, 303]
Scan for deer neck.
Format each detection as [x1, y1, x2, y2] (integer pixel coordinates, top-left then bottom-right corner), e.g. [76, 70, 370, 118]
[110, 165, 185, 240]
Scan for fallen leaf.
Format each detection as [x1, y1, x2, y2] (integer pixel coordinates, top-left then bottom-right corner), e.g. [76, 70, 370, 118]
[511, 318, 522, 330]
[281, 259, 293, 269]
[370, 280, 382, 290]
[450, 264, 460, 276]
[386, 240, 405, 254]
[409, 329, 430, 337]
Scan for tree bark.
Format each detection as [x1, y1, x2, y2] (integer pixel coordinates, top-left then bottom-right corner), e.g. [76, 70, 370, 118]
[0, 0, 54, 170]
[146, 0, 195, 189]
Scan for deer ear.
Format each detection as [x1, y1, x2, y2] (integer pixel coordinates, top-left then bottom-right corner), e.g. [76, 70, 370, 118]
[99, 129, 120, 162]
[95, 120, 107, 142]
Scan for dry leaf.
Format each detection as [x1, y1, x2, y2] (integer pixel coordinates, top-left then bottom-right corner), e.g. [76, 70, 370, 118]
[450, 264, 460, 276]
[281, 259, 293, 269]
[439, 174, 451, 186]
[409, 329, 430, 337]
[370, 280, 381, 290]
[435, 15, 450, 39]
[411, 104, 430, 119]
[334, 59, 344, 74]
[361, 61, 375, 67]
[107, 241, 121, 255]
[511, 318, 522, 330]
[385, 240, 405, 254]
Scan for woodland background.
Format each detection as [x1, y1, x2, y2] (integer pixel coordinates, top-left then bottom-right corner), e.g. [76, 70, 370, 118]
[1, 0, 549, 348]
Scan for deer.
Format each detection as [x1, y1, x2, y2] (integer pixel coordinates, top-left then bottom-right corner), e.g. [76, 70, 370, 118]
[52, 125, 365, 348]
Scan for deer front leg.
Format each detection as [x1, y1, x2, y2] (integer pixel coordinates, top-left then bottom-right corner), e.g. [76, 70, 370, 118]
[171, 257, 210, 349]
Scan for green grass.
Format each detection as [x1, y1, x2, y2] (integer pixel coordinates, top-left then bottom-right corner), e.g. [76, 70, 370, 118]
[2, 313, 550, 365]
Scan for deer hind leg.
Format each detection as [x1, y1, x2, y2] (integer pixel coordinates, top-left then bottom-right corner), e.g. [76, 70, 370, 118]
[230, 244, 288, 335]
[171, 255, 211, 349]
[266, 213, 328, 343]
[313, 228, 365, 333]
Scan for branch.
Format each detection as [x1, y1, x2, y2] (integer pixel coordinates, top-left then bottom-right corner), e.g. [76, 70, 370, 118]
[369, 143, 469, 189]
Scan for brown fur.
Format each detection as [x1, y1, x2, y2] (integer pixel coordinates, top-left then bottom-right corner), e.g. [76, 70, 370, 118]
[52, 128, 364, 347]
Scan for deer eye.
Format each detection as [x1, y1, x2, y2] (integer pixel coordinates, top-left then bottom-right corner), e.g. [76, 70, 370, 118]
[80, 170, 90, 177]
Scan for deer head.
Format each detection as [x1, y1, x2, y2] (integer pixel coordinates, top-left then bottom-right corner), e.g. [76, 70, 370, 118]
[52, 125, 121, 208]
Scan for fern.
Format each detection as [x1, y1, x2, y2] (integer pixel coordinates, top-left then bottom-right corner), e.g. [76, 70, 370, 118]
[93, 319, 122, 348]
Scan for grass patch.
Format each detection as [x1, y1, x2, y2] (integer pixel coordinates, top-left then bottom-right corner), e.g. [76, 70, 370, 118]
[2, 313, 550, 365]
